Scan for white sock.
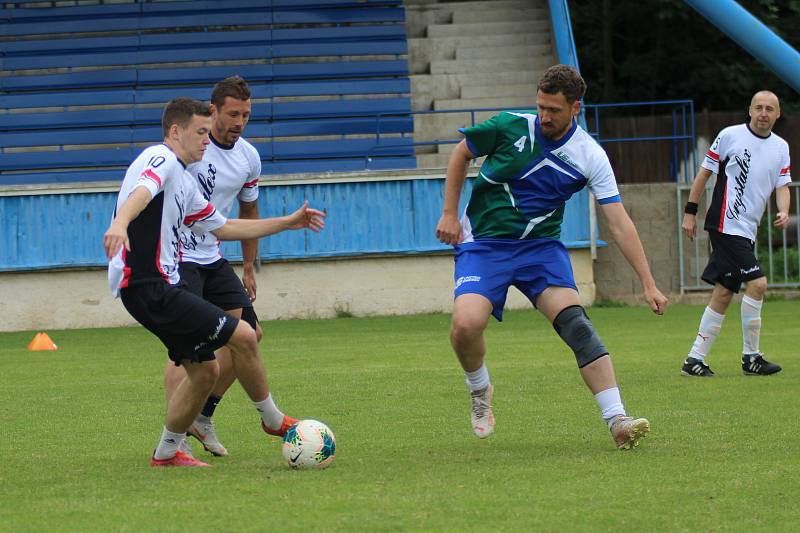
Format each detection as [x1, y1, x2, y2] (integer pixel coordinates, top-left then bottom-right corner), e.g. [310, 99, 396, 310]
[688, 306, 725, 362]
[741, 295, 763, 356]
[595, 387, 625, 426]
[465, 364, 490, 392]
[154, 427, 185, 460]
[179, 437, 193, 456]
[253, 394, 285, 430]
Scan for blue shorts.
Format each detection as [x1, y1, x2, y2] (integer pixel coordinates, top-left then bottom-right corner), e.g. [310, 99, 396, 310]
[453, 238, 577, 321]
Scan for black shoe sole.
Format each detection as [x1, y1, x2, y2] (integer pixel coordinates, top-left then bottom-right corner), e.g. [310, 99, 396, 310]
[742, 368, 782, 376]
[680, 370, 715, 377]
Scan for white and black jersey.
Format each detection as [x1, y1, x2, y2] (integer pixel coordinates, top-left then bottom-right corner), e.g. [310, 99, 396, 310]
[702, 123, 791, 241]
[108, 144, 227, 297]
[182, 135, 261, 264]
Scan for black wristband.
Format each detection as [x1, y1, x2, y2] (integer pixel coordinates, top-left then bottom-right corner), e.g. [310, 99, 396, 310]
[684, 201, 698, 215]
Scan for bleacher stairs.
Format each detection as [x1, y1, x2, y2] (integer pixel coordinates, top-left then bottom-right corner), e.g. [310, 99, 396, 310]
[404, 0, 556, 168]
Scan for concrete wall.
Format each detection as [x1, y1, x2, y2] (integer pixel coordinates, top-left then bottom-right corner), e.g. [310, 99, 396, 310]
[593, 182, 713, 305]
[594, 183, 678, 301]
[0, 250, 595, 332]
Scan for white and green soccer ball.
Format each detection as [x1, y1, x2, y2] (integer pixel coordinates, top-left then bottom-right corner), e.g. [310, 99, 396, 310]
[281, 419, 336, 470]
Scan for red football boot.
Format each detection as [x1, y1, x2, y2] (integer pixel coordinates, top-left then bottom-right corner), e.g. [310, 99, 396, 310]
[261, 415, 299, 437]
[149, 450, 211, 467]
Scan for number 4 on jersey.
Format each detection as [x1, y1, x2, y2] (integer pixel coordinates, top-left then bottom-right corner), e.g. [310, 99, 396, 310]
[513, 135, 527, 152]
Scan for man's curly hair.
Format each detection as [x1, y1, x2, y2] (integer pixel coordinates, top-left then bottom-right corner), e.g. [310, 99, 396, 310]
[537, 64, 587, 103]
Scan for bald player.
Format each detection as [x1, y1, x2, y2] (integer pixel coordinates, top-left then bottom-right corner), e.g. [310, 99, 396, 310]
[681, 90, 791, 377]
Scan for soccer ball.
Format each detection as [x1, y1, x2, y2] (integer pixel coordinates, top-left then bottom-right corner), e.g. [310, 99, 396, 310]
[282, 419, 336, 470]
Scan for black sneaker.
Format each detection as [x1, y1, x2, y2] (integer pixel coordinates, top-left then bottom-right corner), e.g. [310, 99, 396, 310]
[681, 357, 715, 377]
[742, 353, 782, 375]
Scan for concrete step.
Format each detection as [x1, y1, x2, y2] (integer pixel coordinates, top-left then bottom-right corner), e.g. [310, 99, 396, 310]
[420, 32, 551, 50]
[408, 32, 551, 73]
[456, 43, 553, 60]
[452, 8, 548, 24]
[405, 1, 545, 38]
[415, 152, 453, 169]
[439, 0, 545, 12]
[409, 0, 543, 11]
[461, 82, 538, 99]
[434, 95, 536, 111]
[427, 20, 550, 38]
[430, 55, 551, 74]
[412, 110, 504, 140]
[411, 70, 543, 101]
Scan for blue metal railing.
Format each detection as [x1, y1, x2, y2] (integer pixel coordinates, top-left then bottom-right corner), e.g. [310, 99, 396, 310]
[583, 99, 697, 182]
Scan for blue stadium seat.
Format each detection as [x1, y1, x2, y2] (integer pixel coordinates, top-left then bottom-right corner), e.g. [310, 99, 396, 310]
[0, 60, 409, 92]
[0, 169, 125, 186]
[0, 147, 137, 172]
[0, 0, 415, 184]
[270, 138, 413, 159]
[262, 156, 416, 175]
[0, 25, 405, 56]
[273, 98, 411, 120]
[0, 79, 406, 110]
[272, 117, 413, 137]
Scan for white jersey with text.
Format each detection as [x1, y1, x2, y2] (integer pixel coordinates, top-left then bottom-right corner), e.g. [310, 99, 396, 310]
[181, 135, 261, 264]
[108, 144, 227, 297]
[702, 123, 791, 240]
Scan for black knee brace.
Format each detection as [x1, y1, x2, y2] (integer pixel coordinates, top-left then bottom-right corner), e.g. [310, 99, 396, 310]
[552, 305, 608, 368]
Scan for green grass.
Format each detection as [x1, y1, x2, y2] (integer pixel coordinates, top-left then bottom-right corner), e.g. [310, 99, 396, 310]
[2, 302, 799, 531]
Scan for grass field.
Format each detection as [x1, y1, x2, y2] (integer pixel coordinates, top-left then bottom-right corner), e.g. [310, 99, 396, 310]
[2, 301, 798, 531]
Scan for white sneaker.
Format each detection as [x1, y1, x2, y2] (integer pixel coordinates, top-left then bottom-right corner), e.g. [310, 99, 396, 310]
[470, 385, 495, 438]
[609, 415, 650, 450]
[188, 417, 229, 457]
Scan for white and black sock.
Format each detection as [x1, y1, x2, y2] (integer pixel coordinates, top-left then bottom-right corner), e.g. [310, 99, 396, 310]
[154, 427, 185, 460]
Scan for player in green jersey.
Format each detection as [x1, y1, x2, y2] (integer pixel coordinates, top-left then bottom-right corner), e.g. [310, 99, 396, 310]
[435, 64, 668, 450]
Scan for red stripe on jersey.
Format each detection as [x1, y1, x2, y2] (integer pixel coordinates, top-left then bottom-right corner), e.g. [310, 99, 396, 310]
[155, 235, 169, 282]
[718, 183, 727, 232]
[705, 149, 719, 162]
[243, 178, 259, 188]
[142, 168, 163, 187]
[780, 165, 790, 176]
[184, 202, 215, 225]
[120, 249, 131, 289]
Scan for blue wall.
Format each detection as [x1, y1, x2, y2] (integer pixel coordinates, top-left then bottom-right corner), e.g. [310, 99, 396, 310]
[0, 178, 592, 271]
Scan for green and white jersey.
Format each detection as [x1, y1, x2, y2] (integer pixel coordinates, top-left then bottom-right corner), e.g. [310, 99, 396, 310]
[459, 110, 620, 242]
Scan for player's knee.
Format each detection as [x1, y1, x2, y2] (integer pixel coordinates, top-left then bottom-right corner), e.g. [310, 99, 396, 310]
[228, 321, 258, 356]
[450, 313, 488, 343]
[552, 305, 608, 368]
[191, 360, 220, 392]
[747, 277, 768, 297]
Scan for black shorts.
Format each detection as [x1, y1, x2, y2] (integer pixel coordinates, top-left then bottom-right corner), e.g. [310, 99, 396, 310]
[240, 305, 260, 332]
[179, 259, 252, 311]
[702, 230, 764, 293]
[121, 281, 239, 365]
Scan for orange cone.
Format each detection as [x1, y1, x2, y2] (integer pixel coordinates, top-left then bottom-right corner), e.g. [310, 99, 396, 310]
[27, 332, 58, 351]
